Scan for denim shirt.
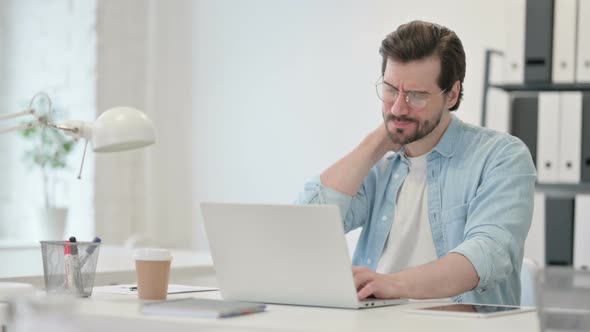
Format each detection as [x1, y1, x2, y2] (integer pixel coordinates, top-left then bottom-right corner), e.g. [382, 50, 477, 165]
[297, 115, 536, 305]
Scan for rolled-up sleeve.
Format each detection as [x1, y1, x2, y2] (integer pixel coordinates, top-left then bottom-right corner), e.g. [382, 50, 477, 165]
[296, 173, 374, 233]
[450, 137, 536, 291]
[296, 175, 353, 217]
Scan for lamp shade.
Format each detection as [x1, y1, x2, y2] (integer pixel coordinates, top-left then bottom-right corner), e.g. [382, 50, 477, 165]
[91, 107, 156, 152]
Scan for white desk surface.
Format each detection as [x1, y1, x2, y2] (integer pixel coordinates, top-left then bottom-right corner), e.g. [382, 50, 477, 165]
[0, 245, 214, 287]
[71, 291, 540, 332]
[1, 247, 540, 331]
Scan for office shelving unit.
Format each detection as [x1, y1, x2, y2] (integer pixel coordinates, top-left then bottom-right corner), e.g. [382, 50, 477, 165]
[482, 50, 590, 194]
[480, 0, 590, 268]
[482, 51, 590, 126]
[482, 61, 590, 267]
[490, 83, 590, 92]
[481, 0, 590, 269]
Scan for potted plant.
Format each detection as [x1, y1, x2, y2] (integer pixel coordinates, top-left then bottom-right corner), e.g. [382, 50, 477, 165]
[21, 118, 76, 240]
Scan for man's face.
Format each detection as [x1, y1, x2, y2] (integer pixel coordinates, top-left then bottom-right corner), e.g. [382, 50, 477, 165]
[380, 56, 449, 146]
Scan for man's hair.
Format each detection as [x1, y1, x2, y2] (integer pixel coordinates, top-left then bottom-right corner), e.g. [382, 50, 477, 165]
[379, 20, 465, 111]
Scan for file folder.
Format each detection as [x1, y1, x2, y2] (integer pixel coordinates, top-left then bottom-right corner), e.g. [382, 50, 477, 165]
[524, 193, 546, 267]
[510, 94, 538, 166]
[552, 0, 577, 83]
[558, 92, 583, 183]
[524, 0, 555, 83]
[545, 196, 575, 266]
[574, 195, 590, 270]
[576, 0, 590, 82]
[504, 0, 526, 84]
[582, 93, 590, 182]
[537, 92, 561, 183]
[486, 88, 511, 133]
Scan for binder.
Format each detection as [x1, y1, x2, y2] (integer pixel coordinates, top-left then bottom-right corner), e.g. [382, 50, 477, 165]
[552, 0, 577, 83]
[537, 92, 561, 183]
[576, 0, 590, 82]
[504, 0, 526, 84]
[524, 193, 546, 267]
[545, 196, 575, 266]
[558, 92, 583, 183]
[510, 94, 538, 166]
[582, 93, 590, 182]
[574, 195, 590, 270]
[524, 0, 555, 83]
[486, 88, 511, 133]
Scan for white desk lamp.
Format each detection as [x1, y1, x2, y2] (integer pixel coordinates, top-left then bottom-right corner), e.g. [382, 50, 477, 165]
[0, 92, 156, 178]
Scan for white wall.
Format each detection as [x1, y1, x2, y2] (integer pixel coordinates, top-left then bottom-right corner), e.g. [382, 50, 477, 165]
[94, 0, 196, 248]
[94, 0, 153, 245]
[188, 0, 511, 250]
[0, 0, 547, 263]
[94, 0, 546, 261]
[144, 0, 197, 248]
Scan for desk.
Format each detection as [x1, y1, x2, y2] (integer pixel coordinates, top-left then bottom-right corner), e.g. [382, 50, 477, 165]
[0, 245, 215, 287]
[68, 291, 540, 332]
[1, 248, 540, 331]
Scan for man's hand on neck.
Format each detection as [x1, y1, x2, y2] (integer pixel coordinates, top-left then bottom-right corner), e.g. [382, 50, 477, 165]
[320, 123, 402, 196]
[373, 122, 402, 160]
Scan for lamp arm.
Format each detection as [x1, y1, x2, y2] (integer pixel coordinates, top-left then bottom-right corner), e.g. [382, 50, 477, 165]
[0, 109, 36, 122]
[53, 120, 94, 180]
[1, 93, 52, 135]
[0, 108, 40, 135]
[0, 121, 40, 135]
[53, 120, 93, 141]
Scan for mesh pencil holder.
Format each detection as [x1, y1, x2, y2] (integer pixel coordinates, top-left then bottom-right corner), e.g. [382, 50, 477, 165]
[40, 241, 101, 297]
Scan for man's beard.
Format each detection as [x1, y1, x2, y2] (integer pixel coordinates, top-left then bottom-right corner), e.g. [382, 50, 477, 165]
[383, 108, 443, 145]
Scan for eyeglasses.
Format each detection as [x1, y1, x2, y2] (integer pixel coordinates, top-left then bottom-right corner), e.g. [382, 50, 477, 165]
[375, 77, 446, 111]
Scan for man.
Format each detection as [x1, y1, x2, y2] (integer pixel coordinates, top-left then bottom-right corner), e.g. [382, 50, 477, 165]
[297, 20, 536, 305]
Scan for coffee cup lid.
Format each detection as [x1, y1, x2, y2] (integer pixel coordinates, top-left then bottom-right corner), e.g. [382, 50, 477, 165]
[134, 248, 173, 261]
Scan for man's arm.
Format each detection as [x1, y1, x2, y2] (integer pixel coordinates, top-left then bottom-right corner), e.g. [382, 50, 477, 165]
[297, 123, 400, 232]
[353, 136, 536, 300]
[321, 124, 399, 196]
[353, 253, 478, 300]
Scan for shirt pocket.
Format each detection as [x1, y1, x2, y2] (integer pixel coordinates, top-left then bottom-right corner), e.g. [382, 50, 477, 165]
[441, 203, 469, 248]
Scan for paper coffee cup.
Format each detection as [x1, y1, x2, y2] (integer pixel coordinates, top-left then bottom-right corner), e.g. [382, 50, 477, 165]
[134, 249, 173, 300]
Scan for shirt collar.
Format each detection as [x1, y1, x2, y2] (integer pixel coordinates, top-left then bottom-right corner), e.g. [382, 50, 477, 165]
[431, 113, 462, 158]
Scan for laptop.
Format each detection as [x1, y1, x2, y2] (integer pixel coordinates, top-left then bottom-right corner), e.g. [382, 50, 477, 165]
[200, 202, 408, 309]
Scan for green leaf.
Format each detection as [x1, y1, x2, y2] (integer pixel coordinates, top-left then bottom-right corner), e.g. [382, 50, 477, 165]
[21, 126, 37, 138]
[63, 142, 73, 152]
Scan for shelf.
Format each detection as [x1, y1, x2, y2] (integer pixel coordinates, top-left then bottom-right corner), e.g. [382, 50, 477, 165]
[490, 83, 590, 92]
[535, 183, 590, 196]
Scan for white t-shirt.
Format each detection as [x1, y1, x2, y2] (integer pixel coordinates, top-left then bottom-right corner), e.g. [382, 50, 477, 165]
[376, 153, 437, 274]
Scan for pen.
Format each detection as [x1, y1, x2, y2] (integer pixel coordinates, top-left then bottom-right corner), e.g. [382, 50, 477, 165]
[60, 237, 101, 293]
[64, 241, 74, 290]
[68, 236, 84, 294]
[79, 236, 102, 268]
[69, 236, 78, 256]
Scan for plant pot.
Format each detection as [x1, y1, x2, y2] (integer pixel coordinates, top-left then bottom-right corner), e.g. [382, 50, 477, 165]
[37, 207, 68, 241]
